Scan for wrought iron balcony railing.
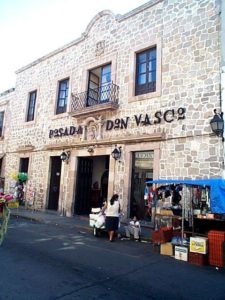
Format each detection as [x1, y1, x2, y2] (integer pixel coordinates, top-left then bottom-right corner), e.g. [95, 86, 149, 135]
[71, 82, 119, 112]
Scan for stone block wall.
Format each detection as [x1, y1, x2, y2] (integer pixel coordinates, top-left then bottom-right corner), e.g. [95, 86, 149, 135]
[2, 0, 223, 209]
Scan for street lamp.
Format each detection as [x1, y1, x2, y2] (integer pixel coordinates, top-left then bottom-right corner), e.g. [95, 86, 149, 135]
[60, 150, 71, 163]
[111, 146, 121, 161]
[210, 109, 224, 141]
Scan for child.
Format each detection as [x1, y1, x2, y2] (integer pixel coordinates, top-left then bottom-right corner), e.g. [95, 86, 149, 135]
[125, 216, 141, 241]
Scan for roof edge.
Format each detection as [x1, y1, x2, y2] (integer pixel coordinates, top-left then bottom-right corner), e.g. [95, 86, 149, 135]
[16, 0, 163, 74]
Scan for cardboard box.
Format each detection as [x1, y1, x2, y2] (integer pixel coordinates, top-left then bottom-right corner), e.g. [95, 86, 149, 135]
[190, 237, 208, 254]
[160, 243, 173, 256]
[175, 246, 188, 261]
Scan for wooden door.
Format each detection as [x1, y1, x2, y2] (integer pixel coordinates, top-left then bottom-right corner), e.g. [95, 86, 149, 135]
[75, 157, 93, 215]
[48, 156, 61, 210]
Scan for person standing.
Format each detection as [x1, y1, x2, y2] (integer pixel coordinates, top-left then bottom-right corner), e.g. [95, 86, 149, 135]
[104, 194, 120, 242]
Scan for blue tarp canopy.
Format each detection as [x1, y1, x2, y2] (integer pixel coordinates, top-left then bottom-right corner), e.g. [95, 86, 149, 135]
[145, 178, 225, 214]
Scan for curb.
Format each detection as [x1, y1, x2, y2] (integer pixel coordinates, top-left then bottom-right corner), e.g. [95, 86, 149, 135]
[11, 212, 152, 242]
[11, 213, 93, 233]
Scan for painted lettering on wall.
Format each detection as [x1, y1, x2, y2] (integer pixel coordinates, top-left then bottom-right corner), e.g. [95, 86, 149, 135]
[105, 107, 186, 130]
[106, 117, 130, 130]
[49, 126, 83, 138]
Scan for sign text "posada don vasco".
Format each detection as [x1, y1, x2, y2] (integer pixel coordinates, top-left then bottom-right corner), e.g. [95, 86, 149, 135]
[106, 107, 186, 130]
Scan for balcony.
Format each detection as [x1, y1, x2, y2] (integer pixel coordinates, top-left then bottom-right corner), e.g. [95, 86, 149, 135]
[70, 82, 119, 117]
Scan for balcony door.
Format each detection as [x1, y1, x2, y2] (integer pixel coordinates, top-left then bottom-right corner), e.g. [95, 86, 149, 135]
[87, 64, 111, 106]
[100, 65, 111, 102]
[87, 73, 99, 106]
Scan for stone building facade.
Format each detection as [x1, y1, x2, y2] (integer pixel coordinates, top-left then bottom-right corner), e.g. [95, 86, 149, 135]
[0, 88, 15, 190]
[0, 0, 224, 218]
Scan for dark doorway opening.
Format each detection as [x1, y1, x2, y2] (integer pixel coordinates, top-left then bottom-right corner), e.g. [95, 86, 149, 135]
[74, 155, 109, 215]
[101, 170, 109, 204]
[19, 157, 29, 173]
[48, 156, 62, 210]
[75, 157, 93, 215]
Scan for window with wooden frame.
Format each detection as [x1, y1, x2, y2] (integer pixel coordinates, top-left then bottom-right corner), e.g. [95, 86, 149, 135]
[26, 90, 37, 122]
[0, 112, 4, 137]
[135, 47, 156, 96]
[56, 78, 69, 114]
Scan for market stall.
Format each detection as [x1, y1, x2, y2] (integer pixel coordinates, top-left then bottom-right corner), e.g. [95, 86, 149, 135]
[145, 178, 225, 267]
[0, 192, 19, 245]
[0, 199, 10, 245]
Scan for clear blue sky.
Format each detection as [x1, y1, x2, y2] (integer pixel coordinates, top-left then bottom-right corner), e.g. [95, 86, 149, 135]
[0, 0, 147, 93]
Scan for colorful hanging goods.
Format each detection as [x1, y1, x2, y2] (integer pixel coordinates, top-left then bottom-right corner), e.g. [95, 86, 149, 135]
[10, 172, 18, 181]
[17, 172, 28, 183]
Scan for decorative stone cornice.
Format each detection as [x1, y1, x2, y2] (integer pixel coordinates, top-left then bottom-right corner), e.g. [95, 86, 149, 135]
[0, 88, 15, 98]
[44, 132, 164, 150]
[16, 145, 35, 152]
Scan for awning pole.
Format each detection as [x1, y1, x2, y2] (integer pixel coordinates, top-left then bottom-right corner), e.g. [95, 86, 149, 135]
[181, 185, 185, 243]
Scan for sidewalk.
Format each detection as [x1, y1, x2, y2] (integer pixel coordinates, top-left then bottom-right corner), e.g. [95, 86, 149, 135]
[10, 207, 153, 242]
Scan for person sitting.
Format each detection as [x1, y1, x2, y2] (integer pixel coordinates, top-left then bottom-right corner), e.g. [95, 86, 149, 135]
[124, 216, 141, 241]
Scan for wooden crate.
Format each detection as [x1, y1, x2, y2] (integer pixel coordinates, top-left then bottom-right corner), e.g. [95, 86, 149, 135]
[189, 252, 208, 266]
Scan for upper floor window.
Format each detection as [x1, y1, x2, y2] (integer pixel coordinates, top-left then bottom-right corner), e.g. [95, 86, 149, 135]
[27, 90, 37, 122]
[0, 112, 4, 137]
[135, 47, 156, 96]
[56, 78, 69, 114]
[87, 64, 111, 106]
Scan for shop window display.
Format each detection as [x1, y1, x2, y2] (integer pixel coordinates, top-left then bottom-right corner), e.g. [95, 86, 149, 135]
[130, 151, 154, 220]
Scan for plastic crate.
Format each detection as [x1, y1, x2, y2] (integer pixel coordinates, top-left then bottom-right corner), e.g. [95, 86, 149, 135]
[189, 252, 208, 266]
[152, 227, 173, 244]
[208, 230, 225, 267]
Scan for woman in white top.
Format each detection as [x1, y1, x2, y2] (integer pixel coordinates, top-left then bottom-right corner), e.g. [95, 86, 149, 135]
[104, 194, 120, 242]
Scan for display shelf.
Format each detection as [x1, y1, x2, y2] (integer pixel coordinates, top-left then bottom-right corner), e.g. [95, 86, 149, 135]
[155, 214, 182, 220]
[193, 217, 225, 235]
[183, 230, 207, 237]
[194, 217, 225, 222]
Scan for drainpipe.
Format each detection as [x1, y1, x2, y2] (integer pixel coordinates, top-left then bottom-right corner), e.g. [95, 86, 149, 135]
[221, 0, 225, 178]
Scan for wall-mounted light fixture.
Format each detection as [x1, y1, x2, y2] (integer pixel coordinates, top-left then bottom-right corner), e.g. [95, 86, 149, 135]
[210, 109, 224, 141]
[111, 146, 122, 161]
[87, 145, 96, 154]
[60, 150, 71, 163]
[87, 146, 94, 153]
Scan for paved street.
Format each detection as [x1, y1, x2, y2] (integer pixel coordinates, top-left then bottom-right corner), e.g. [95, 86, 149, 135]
[0, 217, 225, 300]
